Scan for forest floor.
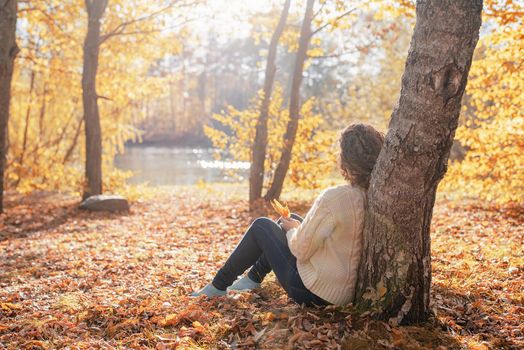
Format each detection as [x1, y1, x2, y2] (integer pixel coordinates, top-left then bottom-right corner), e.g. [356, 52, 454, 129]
[0, 185, 523, 350]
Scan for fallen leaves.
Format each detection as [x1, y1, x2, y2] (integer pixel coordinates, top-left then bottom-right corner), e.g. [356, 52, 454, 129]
[0, 189, 523, 349]
[158, 304, 211, 328]
[0, 302, 21, 314]
[431, 199, 524, 349]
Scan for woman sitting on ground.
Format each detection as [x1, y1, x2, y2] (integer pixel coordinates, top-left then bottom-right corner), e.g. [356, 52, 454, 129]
[191, 123, 384, 307]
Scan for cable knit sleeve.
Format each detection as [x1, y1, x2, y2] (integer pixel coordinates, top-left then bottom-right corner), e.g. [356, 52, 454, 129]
[286, 193, 336, 262]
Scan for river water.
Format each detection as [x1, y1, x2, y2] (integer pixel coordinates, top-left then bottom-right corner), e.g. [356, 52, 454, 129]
[114, 146, 250, 186]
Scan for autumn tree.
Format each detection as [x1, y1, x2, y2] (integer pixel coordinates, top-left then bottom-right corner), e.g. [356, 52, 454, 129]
[0, 0, 19, 212]
[249, 0, 291, 209]
[209, 1, 368, 200]
[81, 1, 187, 199]
[6, 1, 188, 196]
[265, 0, 315, 200]
[354, 0, 482, 323]
[442, 0, 524, 204]
[206, 86, 335, 192]
[266, 0, 361, 200]
[82, 0, 109, 199]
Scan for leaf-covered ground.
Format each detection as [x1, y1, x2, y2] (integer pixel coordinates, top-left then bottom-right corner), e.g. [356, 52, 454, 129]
[1, 186, 523, 349]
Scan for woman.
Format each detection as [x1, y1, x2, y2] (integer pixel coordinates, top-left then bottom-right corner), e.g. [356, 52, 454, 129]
[191, 123, 384, 307]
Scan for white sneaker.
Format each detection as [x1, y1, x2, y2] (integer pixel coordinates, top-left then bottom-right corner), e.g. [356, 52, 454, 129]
[227, 275, 261, 291]
[190, 283, 227, 297]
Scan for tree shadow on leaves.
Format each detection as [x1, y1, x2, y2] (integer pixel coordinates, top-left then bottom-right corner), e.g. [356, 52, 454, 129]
[1, 191, 130, 242]
[432, 283, 522, 349]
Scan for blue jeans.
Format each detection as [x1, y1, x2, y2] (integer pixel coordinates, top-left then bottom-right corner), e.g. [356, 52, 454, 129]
[212, 214, 329, 307]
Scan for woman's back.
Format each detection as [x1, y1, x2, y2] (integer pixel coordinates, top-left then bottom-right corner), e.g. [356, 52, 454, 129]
[287, 184, 366, 306]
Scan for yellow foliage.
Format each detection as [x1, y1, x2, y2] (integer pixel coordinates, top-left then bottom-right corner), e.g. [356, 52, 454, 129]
[204, 85, 337, 190]
[8, 0, 182, 193]
[373, 0, 415, 20]
[441, 1, 524, 204]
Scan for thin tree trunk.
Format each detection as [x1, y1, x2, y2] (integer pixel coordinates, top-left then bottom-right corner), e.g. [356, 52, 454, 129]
[0, 0, 19, 213]
[354, 0, 482, 324]
[82, 0, 108, 200]
[63, 117, 83, 165]
[38, 83, 47, 137]
[15, 69, 35, 186]
[265, 0, 315, 200]
[32, 112, 74, 164]
[249, 0, 291, 209]
[32, 83, 48, 168]
[50, 110, 75, 157]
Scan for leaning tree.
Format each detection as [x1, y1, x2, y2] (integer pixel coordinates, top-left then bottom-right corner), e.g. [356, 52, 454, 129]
[354, 0, 483, 324]
[249, 0, 292, 209]
[265, 0, 315, 201]
[0, 0, 19, 212]
[266, 1, 358, 201]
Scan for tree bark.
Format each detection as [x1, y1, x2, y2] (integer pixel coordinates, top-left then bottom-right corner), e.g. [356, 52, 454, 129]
[354, 0, 482, 324]
[82, 0, 108, 200]
[0, 0, 19, 213]
[249, 0, 291, 209]
[265, 0, 314, 200]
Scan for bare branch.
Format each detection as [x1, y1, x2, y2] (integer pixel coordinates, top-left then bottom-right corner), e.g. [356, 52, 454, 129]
[63, 118, 84, 165]
[307, 49, 359, 60]
[17, 54, 81, 76]
[308, 39, 378, 60]
[98, 19, 194, 42]
[310, 8, 357, 37]
[99, 3, 177, 44]
[33, 7, 80, 44]
[18, 6, 38, 13]
[312, 1, 327, 20]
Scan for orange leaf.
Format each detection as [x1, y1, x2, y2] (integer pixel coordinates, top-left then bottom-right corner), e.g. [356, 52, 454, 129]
[270, 199, 290, 218]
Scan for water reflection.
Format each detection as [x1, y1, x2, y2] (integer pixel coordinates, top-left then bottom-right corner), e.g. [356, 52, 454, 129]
[198, 159, 251, 170]
[114, 146, 250, 185]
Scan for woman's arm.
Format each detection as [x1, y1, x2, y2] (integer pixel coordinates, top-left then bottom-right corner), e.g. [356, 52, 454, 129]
[285, 194, 336, 262]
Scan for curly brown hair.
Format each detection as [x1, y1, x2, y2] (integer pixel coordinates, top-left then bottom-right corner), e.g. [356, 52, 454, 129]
[339, 123, 385, 190]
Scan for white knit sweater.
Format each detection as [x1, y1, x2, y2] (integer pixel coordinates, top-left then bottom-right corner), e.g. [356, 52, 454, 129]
[286, 184, 366, 306]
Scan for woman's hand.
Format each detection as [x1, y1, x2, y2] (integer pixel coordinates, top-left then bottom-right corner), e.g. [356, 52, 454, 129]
[280, 217, 301, 231]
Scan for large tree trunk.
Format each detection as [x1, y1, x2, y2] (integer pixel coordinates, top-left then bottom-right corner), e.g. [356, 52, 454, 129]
[82, 0, 108, 200]
[0, 0, 19, 213]
[249, 0, 291, 209]
[265, 0, 315, 200]
[355, 0, 482, 324]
